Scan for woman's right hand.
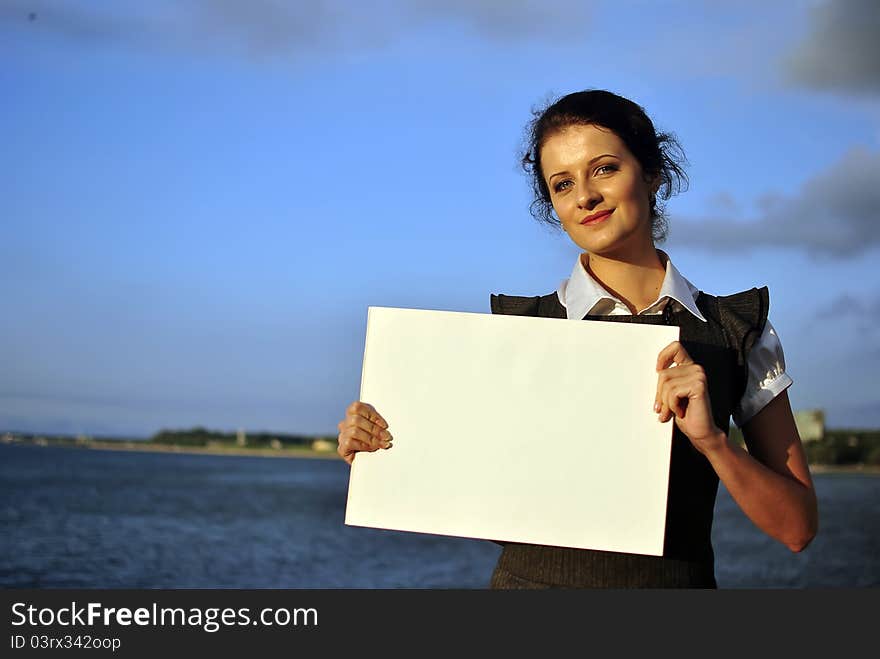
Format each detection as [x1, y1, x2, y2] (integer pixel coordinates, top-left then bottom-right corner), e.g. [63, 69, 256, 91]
[336, 401, 392, 465]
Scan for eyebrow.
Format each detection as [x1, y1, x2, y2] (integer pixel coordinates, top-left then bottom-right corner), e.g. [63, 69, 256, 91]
[547, 153, 620, 181]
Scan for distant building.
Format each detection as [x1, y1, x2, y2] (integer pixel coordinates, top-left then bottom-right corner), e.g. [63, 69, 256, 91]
[236, 428, 247, 447]
[311, 438, 336, 453]
[794, 409, 825, 442]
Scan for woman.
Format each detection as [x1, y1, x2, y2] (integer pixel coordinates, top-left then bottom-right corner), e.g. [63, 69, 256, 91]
[336, 89, 818, 588]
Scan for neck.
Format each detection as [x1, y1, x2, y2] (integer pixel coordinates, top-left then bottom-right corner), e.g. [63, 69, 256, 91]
[582, 244, 666, 315]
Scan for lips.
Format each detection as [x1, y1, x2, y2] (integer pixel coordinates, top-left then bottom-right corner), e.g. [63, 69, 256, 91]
[580, 210, 613, 225]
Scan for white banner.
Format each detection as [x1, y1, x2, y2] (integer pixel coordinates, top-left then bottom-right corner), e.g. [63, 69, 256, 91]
[345, 306, 678, 556]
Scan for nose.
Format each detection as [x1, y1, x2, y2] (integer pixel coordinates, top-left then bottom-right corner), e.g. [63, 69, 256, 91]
[576, 180, 601, 209]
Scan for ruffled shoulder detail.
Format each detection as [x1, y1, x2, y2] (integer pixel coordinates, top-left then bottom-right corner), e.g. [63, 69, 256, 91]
[697, 286, 770, 366]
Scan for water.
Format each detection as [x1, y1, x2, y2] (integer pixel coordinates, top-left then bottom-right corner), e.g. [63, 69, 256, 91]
[1, 444, 877, 588]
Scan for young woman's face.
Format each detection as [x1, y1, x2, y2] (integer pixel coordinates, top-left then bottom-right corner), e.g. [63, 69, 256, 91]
[540, 123, 658, 258]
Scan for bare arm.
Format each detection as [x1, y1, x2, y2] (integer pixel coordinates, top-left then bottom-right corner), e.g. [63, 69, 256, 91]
[702, 390, 818, 552]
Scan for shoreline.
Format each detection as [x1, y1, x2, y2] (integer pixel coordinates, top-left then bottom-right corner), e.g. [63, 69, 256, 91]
[86, 440, 341, 460]
[6, 439, 341, 461]
[3, 440, 879, 472]
[807, 463, 880, 475]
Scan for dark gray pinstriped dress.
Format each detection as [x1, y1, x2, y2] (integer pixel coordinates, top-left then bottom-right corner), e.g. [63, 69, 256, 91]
[487, 287, 769, 588]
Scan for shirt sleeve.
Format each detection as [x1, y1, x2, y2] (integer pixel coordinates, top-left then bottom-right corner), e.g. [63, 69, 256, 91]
[732, 320, 793, 428]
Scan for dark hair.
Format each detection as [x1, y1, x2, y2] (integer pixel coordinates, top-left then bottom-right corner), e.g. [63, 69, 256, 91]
[521, 89, 688, 242]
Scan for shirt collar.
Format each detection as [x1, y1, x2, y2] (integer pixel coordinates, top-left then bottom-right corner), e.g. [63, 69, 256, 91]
[556, 249, 707, 322]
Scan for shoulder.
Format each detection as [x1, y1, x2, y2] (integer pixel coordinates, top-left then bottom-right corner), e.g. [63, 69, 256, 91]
[489, 291, 566, 318]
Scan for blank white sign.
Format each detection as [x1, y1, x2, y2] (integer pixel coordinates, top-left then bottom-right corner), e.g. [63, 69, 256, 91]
[344, 306, 679, 556]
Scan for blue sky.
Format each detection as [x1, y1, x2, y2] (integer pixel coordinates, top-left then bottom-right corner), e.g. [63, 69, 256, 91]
[2, 0, 879, 437]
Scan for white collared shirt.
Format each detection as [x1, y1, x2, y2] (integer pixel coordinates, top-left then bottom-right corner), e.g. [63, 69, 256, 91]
[556, 251, 792, 427]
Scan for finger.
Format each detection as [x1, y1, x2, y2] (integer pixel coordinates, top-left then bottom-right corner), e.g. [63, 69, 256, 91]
[339, 439, 377, 463]
[663, 380, 692, 419]
[675, 391, 689, 419]
[658, 391, 675, 423]
[655, 368, 685, 417]
[655, 356, 698, 413]
[655, 362, 697, 403]
[347, 426, 390, 450]
[349, 401, 389, 429]
[657, 372, 691, 423]
[339, 434, 373, 453]
[655, 371, 665, 416]
[655, 374, 668, 421]
[657, 397, 670, 422]
[660, 380, 678, 420]
[656, 341, 694, 372]
[343, 415, 390, 447]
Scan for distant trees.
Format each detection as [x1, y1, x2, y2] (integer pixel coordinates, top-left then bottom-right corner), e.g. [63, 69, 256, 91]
[803, 429, 880, 466]
[150, 427, 315, 448]
[728, 425, 880, 465]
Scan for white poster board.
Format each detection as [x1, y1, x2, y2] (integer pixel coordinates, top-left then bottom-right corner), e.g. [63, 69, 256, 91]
[344, 306, 678, 556]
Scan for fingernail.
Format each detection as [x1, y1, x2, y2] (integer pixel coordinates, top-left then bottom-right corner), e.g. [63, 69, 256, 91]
[380, 441, 390, 449]
[381, 430, 392, 441]
[654, 402, 661, 413]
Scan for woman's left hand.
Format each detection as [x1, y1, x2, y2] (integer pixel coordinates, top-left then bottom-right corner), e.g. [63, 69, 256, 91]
[655, 341, 726, 455]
